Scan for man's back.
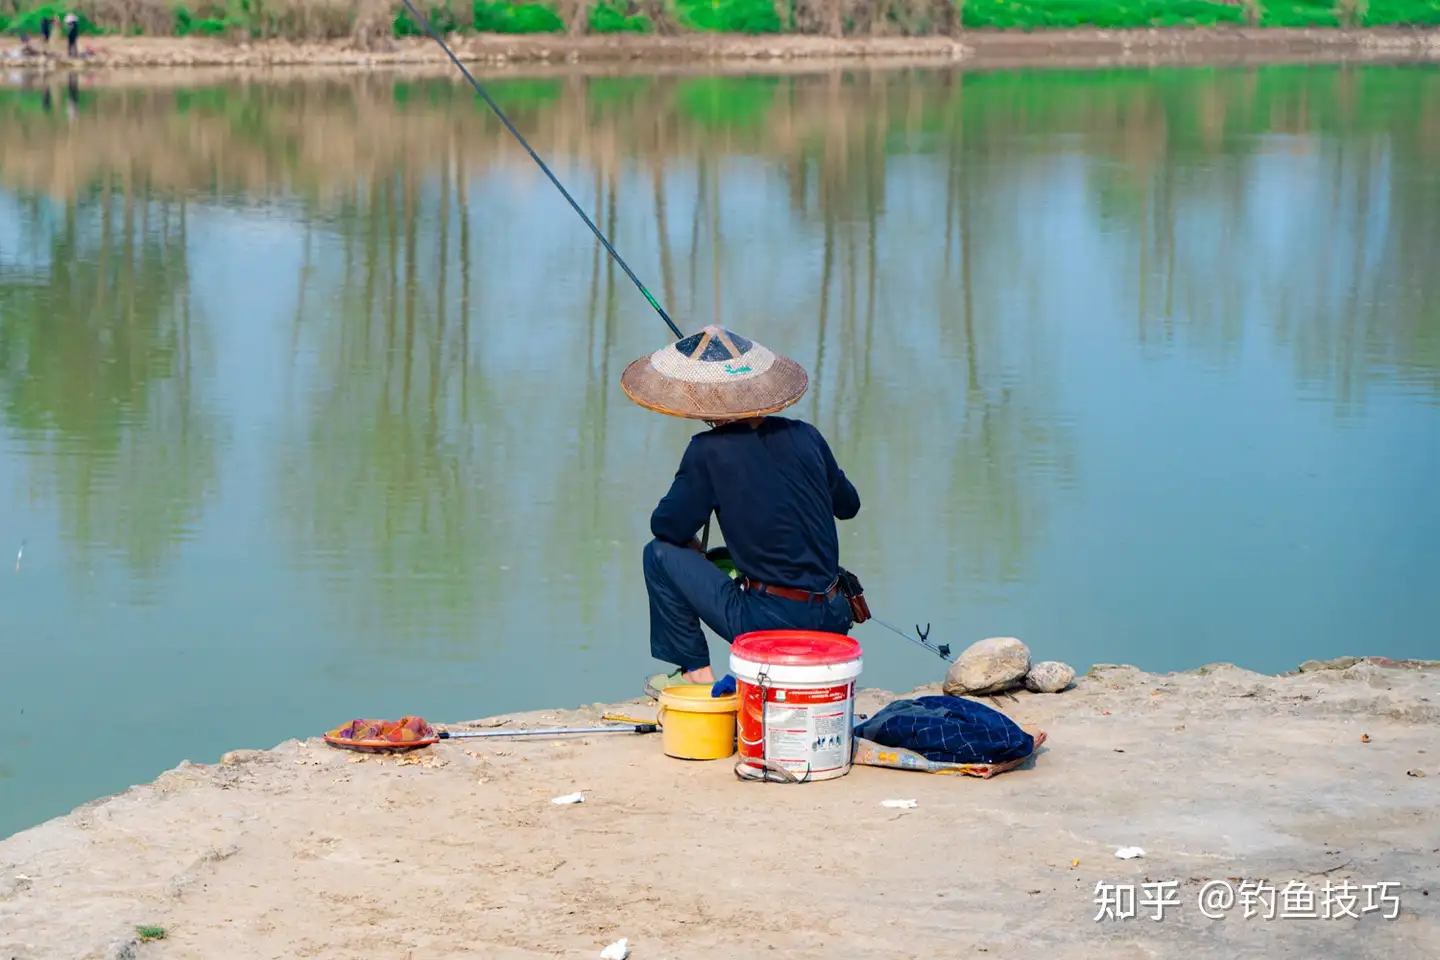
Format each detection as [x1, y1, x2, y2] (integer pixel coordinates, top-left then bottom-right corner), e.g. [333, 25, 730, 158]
[650, 416, 860, 593]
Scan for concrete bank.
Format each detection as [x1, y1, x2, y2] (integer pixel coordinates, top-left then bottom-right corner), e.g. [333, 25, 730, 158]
[1, 656, 1437, 959]
[2, 28, 1438, 76]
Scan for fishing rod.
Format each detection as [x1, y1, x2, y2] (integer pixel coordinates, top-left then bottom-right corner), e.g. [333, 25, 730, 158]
[871, 617, 953, 663]
[398, 0, 682, 340]
[398, 3, 722, 549]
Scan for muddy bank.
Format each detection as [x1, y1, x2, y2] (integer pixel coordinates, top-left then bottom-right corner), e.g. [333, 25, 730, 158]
[1, 656, 1437, 959]
[2, 28, 1438, 76]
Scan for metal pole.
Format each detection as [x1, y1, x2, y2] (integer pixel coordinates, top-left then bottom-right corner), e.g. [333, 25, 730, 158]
[439, 724, 658, 740]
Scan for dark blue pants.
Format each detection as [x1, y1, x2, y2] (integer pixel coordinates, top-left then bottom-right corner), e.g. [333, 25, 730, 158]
[643, 538, 853, 672]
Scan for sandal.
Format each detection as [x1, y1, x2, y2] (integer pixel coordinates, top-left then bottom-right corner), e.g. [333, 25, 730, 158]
[644, 669, 710, 700]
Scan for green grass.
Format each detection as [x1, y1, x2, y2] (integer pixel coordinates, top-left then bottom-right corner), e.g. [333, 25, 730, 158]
[2, 0, 1438, 38]
[1260, 0, 1343, 25]
[472, 0, 565, 32]
[675, 0, 782, 33]
[135, 925, 166, 942]
[1361, 0, 1440, 23]
[962, 0, 1247, 28]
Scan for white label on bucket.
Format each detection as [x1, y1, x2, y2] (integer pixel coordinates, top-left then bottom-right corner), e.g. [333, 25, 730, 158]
[736, 672, 858, 779]
[764, 691, 851, 773]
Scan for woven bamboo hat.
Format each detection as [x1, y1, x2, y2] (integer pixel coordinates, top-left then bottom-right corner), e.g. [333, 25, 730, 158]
[620, 326, 808, 421]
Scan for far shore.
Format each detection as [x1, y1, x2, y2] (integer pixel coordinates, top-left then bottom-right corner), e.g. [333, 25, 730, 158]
[2, 27, 1438, 79]
[1, 655, 1436, 958]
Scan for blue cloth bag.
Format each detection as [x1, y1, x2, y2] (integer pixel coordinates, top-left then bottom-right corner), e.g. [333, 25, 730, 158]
[853, 695, 1034, 765]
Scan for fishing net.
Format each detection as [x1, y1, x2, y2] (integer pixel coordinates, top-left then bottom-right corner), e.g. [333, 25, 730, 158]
[324, 716, 439, 752]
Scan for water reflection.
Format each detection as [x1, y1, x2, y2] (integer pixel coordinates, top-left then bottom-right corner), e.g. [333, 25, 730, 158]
[275, 161, 507, 649]
[0, 185, 221, 590]
[0, 63, 1436, 838]
[0, 65, 1433, 623]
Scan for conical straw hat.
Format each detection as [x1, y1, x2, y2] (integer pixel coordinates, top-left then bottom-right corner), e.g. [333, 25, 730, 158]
[620, 326, 808, 421]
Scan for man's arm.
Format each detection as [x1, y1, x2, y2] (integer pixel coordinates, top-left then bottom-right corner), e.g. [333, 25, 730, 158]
[650, 438, 717, 545]
[818, 431, 861, 520]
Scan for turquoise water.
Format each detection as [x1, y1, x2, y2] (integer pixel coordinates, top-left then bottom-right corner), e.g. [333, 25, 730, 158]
[0, 64, 1437, 838]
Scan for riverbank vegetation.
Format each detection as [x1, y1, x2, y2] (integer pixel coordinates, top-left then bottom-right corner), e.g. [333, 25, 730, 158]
[1, 0, 1438, 42]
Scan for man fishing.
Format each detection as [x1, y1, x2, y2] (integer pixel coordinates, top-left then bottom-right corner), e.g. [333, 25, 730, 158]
[621, 326, 861, 698]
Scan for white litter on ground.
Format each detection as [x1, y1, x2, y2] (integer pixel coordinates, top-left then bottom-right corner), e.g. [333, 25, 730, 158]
[1115, 846, 1145, 860]
[880, 799, 918, 809]
[600, 937, 630, 959]
[551, 792, 585, 805]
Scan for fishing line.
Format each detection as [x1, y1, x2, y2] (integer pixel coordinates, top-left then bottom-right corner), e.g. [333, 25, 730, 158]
[398, 0, 682, 340]
[401, 5, 719, 550]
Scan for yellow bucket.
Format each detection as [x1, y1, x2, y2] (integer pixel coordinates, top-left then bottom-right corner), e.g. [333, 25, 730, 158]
[656, 685, 738, 760]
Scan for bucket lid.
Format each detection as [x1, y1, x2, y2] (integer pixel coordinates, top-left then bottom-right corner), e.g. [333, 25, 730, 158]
[731, 630, 862, 667]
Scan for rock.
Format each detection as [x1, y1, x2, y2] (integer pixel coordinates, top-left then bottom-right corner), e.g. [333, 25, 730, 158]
[1296, 656, 1364, 674]
[943, 637, 1031, 696]
[221, 749, 268, 766]
[1024, 661, 1076, 693]
[1084, 663, 1145, 690]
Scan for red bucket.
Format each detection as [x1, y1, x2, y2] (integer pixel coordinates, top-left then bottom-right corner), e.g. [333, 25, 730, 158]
[729, 630, 863, 782]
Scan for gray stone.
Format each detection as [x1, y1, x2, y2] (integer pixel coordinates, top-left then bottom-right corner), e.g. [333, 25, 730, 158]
[1295, 656, 1363, 674]
[943, 637, 1031, 696]
[1024, 661, 1077, 693]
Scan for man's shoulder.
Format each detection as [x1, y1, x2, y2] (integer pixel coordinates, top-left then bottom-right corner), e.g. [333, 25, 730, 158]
[693, 416, 823, 444]
[763, 415, 815, 433]
[766, 416, 828, 445]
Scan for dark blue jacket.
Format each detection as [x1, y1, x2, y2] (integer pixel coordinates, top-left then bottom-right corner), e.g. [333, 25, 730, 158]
[650, 417, 860, 593]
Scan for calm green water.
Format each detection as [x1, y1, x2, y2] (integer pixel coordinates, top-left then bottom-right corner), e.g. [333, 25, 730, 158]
[0, 64, 1437, 838]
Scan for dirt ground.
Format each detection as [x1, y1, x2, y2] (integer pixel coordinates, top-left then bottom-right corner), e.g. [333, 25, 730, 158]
[2, 27, 1437, 75]
[1, 656, 1437, 959]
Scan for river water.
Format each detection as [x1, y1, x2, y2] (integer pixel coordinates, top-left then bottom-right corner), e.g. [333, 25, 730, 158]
[0, 63, 1436, 838]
